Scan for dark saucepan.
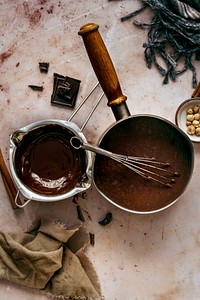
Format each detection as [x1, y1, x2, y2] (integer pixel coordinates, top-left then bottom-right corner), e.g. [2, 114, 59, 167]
[78, 23, 194, 214]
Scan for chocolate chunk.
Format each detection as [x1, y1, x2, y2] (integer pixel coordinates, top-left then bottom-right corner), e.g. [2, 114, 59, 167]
[98, 212, 113, 226]
[39, 62, 49, 73]
[51, 73, 81, 108]
[76, 205, 85, 222]
[28, 85, 43, 91]
[89, 233, 95, 246]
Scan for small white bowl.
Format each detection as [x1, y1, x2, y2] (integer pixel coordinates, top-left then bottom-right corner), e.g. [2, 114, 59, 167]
[175, 97, 200, 143]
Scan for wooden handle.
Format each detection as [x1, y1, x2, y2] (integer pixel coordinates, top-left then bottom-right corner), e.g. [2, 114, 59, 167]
[78, 23, 127, 107]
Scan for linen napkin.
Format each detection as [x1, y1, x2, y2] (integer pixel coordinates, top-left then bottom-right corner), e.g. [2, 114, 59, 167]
[0, 219, 102, 300]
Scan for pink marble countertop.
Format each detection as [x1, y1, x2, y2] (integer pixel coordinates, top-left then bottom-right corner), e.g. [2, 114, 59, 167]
[0, 1, 199, 299]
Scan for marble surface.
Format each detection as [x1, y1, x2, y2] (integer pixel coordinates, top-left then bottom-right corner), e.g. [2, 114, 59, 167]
[0, 1, 200, 299]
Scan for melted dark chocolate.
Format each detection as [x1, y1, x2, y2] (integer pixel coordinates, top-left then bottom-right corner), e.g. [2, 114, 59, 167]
[15, 125, 86, 196]
[94, 117, 193, 212]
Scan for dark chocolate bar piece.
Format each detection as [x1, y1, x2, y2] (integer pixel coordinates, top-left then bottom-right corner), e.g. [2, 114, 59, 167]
[89, 233, 95, 246]
[51, 73, 81, 108]
[28, 85, 43, 91]
[98, 212, 113, 226]
[39, 62, 49, 73]
[76, 205, 85, 222]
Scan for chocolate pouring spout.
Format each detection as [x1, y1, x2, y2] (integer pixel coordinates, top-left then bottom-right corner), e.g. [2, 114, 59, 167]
[10, 130, 27, 147]
[78, 23, 131, 121]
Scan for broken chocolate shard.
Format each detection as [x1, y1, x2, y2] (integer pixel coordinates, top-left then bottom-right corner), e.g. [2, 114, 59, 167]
[98, 212, 113, 226]
[89, 233, 95, 246]
[28, 85, 43, 91]
[77, 205, 85, 222]
[51, 72, 81, 108]
[39, 62, 49, 73]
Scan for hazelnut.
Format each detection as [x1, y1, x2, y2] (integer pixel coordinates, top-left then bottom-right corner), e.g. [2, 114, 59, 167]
[187, 125, 195, 135]
[194, 113, 200, 120]
[187, 108, 193, 114]
[193, 106, 199, 114]
[195, 127, 200, 136]
[187, 114, 194, 122]
[185, 105, 200, 137]
[192, 120, 199, 127]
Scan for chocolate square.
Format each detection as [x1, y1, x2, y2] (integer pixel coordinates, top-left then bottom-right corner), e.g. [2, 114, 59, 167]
[51, 73, 81, 108]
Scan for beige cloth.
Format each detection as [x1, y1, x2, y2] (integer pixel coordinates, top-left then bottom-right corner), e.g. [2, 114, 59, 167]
[0, 219, 102, 300]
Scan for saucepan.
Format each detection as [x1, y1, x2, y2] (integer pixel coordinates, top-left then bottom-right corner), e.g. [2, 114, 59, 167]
[78, 23, 194, 214]
[9, 84, 104, 208]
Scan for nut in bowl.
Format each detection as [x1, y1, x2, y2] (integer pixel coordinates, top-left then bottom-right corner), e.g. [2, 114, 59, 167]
[175, 98, 200, 143]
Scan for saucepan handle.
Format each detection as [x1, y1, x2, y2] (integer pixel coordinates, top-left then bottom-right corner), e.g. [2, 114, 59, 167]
[15, 190, 32, 208]
[78, 23, 128, 109]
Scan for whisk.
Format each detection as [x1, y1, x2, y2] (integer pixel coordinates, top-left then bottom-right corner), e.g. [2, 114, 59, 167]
[70, 137, 179, 188]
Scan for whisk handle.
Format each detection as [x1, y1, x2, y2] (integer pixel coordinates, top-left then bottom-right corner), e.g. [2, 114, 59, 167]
[70, 137, 113, 158]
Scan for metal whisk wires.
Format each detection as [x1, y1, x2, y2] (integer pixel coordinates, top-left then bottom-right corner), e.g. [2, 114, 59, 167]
[111, 154, 179, 187]
[70, 136, 179, 187]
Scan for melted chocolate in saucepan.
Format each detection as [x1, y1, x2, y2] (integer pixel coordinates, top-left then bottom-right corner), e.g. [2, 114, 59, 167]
[94, 116, 193, 213]
[15, 125, 86, 196]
